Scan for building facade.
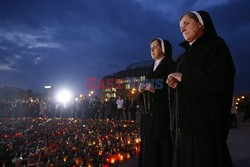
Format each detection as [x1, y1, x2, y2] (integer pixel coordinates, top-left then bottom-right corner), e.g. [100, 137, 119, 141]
[100, 60, 153, 100]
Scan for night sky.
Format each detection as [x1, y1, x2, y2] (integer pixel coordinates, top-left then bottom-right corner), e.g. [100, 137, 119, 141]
[0, 0, 249, 95]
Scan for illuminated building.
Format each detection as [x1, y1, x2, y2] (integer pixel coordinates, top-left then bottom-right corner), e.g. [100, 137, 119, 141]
[100, 60, 153, 99]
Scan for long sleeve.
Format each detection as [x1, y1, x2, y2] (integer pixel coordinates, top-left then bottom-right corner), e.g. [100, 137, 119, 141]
[181, 38, 235, 93]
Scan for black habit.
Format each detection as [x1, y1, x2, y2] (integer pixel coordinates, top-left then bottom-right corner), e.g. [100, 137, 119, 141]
[173, 10, 235, 167]
[138, 39, 176, 167]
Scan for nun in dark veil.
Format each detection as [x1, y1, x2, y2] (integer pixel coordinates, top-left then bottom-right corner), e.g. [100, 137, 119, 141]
[166, 10, 235, 167]
[138, 38, 175, 167]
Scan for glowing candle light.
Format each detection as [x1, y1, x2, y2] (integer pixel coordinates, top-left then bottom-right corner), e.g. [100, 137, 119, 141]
[63, 156, 67, 162]
[118, 153, 124, 161]
[110, 158, 115, 164]
[98, 150, 103, 156]
[135, 146, 140, 154]
[135, 138, 141, 143]
[126, 153, 130, 159]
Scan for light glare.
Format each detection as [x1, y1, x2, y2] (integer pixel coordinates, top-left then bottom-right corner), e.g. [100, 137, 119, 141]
[56, 90, 72, 103]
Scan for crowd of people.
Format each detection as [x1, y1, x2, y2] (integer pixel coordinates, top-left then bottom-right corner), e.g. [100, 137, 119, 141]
[0, 96, 138, 121]
[0, 95, 141, 166]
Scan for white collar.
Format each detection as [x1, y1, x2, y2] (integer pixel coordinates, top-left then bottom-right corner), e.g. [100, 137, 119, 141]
[189, 39, 196, 46]
[153, 56, 165, 71]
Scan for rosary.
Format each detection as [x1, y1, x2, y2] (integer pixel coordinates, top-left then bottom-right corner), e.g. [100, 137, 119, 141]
[143, 91, 150, 114]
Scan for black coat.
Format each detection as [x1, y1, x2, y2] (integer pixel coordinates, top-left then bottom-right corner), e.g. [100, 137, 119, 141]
[140, 56, 175, 138]
[176, 34, 235, 140]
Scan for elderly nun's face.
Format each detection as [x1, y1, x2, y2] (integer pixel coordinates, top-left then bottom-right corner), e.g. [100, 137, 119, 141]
[180, 15, 204, 43]
[150, 40, 164, 60]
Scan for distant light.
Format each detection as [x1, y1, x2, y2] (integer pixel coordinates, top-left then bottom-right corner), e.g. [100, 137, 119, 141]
[90, 91, 94, 94]
[56, 89, 72, 103]
[88, 94, 91, 97]
[237, 98, 240, 101]
[79, 94, 83, 98]
[242, 96, 245, 99]
[45, 86, 52, 89]
[75, 98, 79, 101]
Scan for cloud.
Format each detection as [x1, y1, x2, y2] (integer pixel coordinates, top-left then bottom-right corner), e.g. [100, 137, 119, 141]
[0, 58, 16, 71]
[34, 57, 41, 65]
[0, 64, 14, 71]
[28, 42, 60, 49]
[14, 55, 21, 59]
[0, 30, 61, 49]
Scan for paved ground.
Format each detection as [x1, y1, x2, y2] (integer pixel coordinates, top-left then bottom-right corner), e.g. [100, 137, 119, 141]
[228, 112, 250, 167]
[122, 112, 250, 167]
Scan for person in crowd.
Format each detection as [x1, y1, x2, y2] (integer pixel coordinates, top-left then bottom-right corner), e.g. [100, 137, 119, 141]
[116, 96, 124, 120]
[82, 96, 90, 118]
[231, 96, 238, 128]
[243, 97, 250, 122]
[138, 38, 175, 167]
[129, 97, 137, 121]
[166, 10, 235, 167]
[124, 97, 130, 120]
[111, 98, 117, 119]
[105, 98, 113, 119]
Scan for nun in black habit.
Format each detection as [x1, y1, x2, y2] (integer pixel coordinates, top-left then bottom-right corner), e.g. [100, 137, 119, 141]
[166, 10, 235, 167]
[138, 38, 175, 167]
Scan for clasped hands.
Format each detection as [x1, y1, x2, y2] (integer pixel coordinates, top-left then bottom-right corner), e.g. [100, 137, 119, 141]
[138, 83, 155, 93]
[166, 72, 182, 89]
[138, 72, 182, 92]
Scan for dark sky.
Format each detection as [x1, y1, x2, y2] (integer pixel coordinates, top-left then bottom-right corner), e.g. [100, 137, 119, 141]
[0, 0, 249, 95]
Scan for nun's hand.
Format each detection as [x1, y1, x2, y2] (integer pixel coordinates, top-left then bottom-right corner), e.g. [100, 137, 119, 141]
[138, 83, 146, 93]
[166, 75, 179, 89]
[169, 72, 182, 82]
[145, 83, 155, 93]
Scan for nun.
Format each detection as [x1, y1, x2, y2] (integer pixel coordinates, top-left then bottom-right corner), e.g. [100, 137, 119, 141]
[138, 38, 175, 167]
[166, 10, 235, 167]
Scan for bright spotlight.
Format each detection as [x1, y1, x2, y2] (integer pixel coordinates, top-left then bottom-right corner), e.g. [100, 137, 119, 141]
[56, 90, 72, 103]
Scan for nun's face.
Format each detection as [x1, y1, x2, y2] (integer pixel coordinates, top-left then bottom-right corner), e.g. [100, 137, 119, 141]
[150, 40, 164, 60]
[180, 15, 203, 43]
